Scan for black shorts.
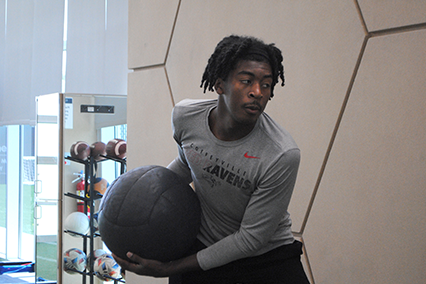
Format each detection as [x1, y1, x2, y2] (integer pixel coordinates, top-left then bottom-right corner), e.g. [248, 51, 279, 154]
[169, 240, 310, 284]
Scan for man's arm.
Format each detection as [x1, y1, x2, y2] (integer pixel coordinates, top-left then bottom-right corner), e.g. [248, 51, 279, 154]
[167, 156, 193, 185]
[113, 252, 201, 278]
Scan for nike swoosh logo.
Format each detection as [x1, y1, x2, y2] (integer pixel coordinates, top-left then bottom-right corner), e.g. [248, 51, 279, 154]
[244, 152, 260, 159]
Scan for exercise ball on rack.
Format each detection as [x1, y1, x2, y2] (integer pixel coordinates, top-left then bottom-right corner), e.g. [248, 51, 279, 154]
[90, 141, 107, 161]
[70, 141, 91, 160]
[106, 139, 127, 159]
[98, 165, 201, 262]
[88, 177, 109, 196]
[63, 248, 87, 274]
[64, 212, 90, 237]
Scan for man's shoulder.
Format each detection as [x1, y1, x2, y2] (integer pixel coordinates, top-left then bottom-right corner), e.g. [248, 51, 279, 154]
[258, 113, 298, 152]
[173, 99, 216, 119]
[175, 98, 217, 109]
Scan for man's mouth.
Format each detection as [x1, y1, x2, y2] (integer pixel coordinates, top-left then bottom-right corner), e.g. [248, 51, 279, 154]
[244, 103, 262, 115]
[244, 103, 261, 111]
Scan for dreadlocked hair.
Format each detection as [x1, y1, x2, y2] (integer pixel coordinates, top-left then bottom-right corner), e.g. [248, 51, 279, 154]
[200, 35, 285, 98]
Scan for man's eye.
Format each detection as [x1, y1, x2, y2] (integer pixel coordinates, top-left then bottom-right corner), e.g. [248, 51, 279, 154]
[262, 83, 271, 88]
[241, 80, 251, 84]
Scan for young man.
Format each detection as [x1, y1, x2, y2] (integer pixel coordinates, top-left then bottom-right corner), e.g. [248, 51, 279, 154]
[114, 35, 310, 283]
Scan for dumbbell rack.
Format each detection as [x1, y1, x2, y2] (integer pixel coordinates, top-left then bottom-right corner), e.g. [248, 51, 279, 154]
[64, 154, 126, 284]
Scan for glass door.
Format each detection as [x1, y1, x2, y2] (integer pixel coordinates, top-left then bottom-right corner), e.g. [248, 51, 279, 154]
[35, 93, 60, 282]
[35, 93, 127, 284]
[61, 93, 127, 284]
[0, 127, 6, 261]
[0, 125, 36, 282]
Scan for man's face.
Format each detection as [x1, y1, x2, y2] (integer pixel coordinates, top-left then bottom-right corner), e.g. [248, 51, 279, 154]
[216, 60, 273, 126]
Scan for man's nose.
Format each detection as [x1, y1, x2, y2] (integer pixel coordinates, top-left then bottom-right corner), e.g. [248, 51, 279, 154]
[249, 83, 263, 99]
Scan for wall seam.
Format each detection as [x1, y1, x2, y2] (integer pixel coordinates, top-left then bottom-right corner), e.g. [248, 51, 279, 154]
[164, 0, 182, 65]
[164, 67, 175, 106]
[369, 22, 426, 37]
[353, 0, 369, 35]
[164, 0, 182, 107]
[299, 35, 370, 235]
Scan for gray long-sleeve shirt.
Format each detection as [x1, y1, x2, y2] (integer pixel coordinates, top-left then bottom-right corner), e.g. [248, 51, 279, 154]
[168, 99, 300, 270]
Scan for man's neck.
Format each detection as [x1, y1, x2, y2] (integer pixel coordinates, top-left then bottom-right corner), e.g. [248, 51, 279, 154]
[208, 107, 256, 141]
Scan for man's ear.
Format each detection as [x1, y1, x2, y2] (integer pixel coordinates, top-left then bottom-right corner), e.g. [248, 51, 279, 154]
[215, 79, 225, 95]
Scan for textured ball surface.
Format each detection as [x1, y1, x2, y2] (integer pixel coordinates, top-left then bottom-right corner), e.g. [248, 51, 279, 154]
[63, 248, 87, 274]
[90, 141, 107, 161]
[94, 254, 121, 281]
[98, 165, 201, 262]
[64, 212, 90, 236]
[70, 141, 91, 160]
[88, 249, 108, 263]
[88, 177, 109, 196]
[106, 139, 127, 159]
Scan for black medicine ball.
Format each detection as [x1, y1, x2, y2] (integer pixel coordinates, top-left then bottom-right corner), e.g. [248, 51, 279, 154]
[98, 165, 201, 262]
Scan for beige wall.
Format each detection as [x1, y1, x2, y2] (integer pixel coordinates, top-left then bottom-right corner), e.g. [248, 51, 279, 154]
[126, 1, 426, 283]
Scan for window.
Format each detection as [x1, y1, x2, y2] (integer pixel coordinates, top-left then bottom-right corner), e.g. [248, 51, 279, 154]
[0, 125, 35, 261]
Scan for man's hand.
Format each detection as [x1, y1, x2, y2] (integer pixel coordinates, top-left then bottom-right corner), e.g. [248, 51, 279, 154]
[112, 252, 171, 278]
[112, 252, 201, 278]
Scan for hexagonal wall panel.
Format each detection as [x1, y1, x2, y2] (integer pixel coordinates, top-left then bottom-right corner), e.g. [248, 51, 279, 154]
[128, 0, 180, 69]
[358, 0, 426, 31]
[304, 30, 426, 283]
[127, 67, 177, 169]
[166, 0, 365, 233]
